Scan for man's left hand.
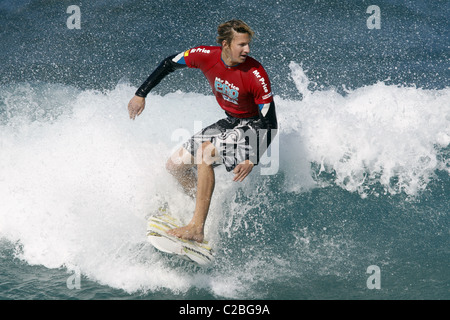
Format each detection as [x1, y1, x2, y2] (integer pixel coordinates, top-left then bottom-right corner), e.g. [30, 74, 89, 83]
[233, 160, 254, 182]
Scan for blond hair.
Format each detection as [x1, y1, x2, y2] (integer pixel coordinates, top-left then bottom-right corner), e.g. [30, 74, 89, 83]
[216, 19, 255, 46]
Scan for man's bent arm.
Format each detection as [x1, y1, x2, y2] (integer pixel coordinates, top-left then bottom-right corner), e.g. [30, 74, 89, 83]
[135, 53, 187, 98]
[258, 100, 278, 130]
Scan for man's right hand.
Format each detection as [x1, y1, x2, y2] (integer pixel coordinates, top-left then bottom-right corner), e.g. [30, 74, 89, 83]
[128, 95, 146, 120]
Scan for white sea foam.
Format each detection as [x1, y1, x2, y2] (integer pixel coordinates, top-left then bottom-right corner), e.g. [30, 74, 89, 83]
[283, 62, 449, 196]
[0, 64, 448, 295]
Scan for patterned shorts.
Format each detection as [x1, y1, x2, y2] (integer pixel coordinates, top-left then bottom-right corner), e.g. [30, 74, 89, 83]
[182, 114, 269, 171]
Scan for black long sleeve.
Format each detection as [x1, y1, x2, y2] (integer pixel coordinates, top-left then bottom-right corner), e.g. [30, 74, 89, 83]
[135, 54, 187, 98]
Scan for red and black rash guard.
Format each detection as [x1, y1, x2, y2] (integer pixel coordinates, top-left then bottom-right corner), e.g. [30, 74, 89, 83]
[135, 45, 277, 129]
[182, 46, 272, 118]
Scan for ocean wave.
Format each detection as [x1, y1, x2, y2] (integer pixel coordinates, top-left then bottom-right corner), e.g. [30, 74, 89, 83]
[283, 62, 449, 196]
[0, 66, 448, 296]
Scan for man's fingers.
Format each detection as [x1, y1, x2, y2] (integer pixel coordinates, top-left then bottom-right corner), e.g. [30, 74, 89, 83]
[236, 171, 249, 182]
[233, 165, 242, 181]
[233, 165, 251, 182]
[128, 96, 145, 120]
[129, 105, 144, 120]
[128, 102, 135, 119]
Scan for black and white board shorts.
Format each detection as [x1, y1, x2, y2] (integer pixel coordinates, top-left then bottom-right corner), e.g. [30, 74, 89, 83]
[182, 114, 271, 172]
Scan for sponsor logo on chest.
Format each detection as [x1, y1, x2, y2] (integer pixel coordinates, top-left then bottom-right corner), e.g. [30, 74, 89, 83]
[214, 77, 239, 105]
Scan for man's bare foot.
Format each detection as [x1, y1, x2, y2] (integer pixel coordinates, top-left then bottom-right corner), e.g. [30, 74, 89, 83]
[167, 223, 204, 243]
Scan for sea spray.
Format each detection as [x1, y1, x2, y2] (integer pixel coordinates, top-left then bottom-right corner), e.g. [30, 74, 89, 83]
[284, 62, 450, 197]
[0, 65, 448, 296]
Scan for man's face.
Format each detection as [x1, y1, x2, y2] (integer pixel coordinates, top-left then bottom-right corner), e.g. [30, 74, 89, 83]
[223, 31, 251, 66]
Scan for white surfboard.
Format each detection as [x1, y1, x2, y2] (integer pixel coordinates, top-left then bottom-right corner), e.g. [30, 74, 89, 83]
[146, 213, 214, 266]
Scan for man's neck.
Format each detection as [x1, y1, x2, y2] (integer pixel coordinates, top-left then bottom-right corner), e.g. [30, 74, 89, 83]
[221, 49, 238, 67]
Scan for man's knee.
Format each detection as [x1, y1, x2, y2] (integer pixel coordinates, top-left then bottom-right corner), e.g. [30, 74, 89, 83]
[196, 142, 219, 166]
[165, 158, 179, 174]
[166, 148, 194, 174]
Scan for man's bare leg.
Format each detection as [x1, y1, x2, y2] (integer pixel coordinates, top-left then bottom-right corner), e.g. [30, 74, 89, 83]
[167, 142, 217, 242]
[166, 147, 196, 197]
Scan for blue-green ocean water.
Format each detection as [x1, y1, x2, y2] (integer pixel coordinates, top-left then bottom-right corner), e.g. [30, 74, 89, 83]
[0, 0, 448, 300]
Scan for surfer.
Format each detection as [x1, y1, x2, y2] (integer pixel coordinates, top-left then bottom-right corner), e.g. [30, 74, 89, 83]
[128, 19, 277, 242]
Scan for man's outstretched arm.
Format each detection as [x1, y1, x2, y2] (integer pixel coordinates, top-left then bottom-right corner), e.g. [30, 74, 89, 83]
[135, 53, 187, 98]
[128, 53, 187, 119]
